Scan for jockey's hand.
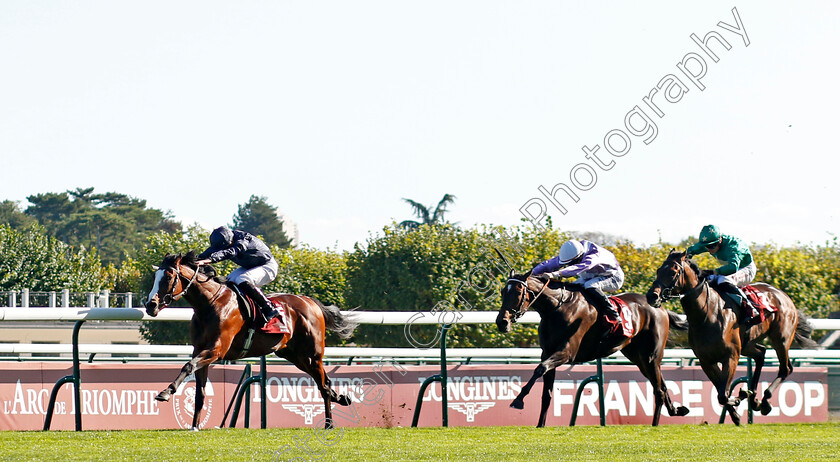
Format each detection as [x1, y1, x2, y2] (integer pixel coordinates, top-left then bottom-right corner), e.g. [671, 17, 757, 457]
[195, 259, 212, 266]
[699, 269, 715, 279]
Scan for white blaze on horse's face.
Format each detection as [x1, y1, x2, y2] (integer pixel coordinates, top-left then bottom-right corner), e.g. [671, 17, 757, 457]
[148, 269, 165, 303]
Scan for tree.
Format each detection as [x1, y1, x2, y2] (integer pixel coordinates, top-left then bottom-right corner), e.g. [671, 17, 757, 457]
[0, 200, 36, 229]
[0, 224, 105, 292]
[231, 195, 292, 248]
[398, 194, 456, 229]
[24, 188, 182, 265]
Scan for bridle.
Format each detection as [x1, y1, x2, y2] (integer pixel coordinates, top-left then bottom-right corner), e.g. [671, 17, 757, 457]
[654, 257, 706, 303]
[160, 263, 202, 306]
[504, 277, 551, 320]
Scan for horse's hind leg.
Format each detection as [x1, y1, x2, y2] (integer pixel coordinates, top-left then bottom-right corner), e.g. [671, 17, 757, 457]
[760, 334, 796, 415]
[289, 354, 349, 429]
[740, 342, 766, 412]
[537, 368, 556, 428]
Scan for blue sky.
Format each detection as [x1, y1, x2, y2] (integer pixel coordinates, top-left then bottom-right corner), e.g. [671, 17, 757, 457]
[1, 2, 838, 250]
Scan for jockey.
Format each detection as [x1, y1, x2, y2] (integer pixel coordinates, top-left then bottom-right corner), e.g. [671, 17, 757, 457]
[686, 224, 761, 327]
[195, 226, 283, 332]
[531, 239, 625, 335]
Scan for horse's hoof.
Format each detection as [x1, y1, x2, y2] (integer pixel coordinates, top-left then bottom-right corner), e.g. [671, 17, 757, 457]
[337, 394, 352, 406]
[156, 391, 171, 402]
[738, 389, 750, 400]
[676, 406, 689, 417]
[190, 426, 199, 432]
[510, 399, 524, 410]
[760, 400, 772, 416]
[324, 418, 336, 430]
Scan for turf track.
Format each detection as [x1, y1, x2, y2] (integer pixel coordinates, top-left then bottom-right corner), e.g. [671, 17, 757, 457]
[3, 423, 839, 461]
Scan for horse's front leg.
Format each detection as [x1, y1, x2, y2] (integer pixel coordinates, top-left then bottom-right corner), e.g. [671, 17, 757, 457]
[191, 366, 209, 431]
[699, 357, 741, 425]
[511, 349, 571, 410]
[156, 348, 219, 402]
[537, 368, 556, 428]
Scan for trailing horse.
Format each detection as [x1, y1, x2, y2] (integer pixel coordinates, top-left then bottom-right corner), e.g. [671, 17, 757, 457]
[144, 251, 357, 430]
[496, 270, 689, 426]
[646, 250, 818, 425]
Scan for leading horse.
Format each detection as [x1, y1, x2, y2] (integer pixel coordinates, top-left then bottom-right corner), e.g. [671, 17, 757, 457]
[496, 271, 689, 426]
[144, 252, 357, 430]
[646, 250, 817, 425]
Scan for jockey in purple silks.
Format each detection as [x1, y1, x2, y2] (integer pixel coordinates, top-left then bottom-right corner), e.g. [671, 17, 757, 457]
[532, 239, 625, 335]
[195, 226, 284, 332]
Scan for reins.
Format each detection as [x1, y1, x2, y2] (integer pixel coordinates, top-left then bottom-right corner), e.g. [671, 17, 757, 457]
[506, 277, 551, 320]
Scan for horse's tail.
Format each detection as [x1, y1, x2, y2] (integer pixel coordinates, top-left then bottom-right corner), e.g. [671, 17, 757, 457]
[794, 309, 820, 349]
[667, 310, 688, 331]
[314, 299, 358, 339]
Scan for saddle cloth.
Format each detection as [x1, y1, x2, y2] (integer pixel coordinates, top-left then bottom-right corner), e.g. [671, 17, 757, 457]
[608, 296, 634, 337]
[741, 285, 776, 322]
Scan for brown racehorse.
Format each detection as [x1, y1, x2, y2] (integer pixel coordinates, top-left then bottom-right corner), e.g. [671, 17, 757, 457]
[496, 270, 689, 427]
[144, 252, 357, 430]
[646, 250, 817, 425]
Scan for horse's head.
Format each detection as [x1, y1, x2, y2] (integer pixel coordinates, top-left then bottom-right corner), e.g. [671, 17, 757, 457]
[145, 252, 200, 316]
[646, 250, 701, 308]
[496, 269, 539, 333]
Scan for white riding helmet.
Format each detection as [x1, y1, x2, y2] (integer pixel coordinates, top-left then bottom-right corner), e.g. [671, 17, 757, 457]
[557, 240, 585, 265]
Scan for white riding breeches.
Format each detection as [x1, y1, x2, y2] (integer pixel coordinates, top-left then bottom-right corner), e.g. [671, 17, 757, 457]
[228, 259, 279, 287]
[578, 267, 625, 293]
[710, 262, 756, 288]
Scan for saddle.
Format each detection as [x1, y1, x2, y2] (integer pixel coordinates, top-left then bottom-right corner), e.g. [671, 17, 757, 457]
[229, 284, 291, 335]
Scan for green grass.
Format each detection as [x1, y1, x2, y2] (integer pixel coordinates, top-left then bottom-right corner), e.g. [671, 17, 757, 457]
[2, 424, 839, 461]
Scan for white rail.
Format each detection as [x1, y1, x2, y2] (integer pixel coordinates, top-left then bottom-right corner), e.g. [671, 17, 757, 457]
[1, 307, 838, 362]
[1, 307, 839, 329]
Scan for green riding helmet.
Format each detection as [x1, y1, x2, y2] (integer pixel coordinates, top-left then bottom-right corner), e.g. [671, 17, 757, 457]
[698, 225, 722, 246]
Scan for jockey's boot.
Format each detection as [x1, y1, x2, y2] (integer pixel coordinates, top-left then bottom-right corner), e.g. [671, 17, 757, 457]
[583, 287, 621, 337]
[740, 299, 762, 327]
[237, 281, 282, 328]
[715, 281, 760, 327]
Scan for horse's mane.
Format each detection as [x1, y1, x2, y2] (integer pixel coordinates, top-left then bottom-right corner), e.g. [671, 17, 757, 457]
[667, 250, 702, 278]
[166, 251, 228, 284]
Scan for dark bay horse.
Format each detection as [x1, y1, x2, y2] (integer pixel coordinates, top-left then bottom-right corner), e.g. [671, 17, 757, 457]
[144, 252, 357, 430]
[646, 251, 817, 425]
[496, 271, 689, 426]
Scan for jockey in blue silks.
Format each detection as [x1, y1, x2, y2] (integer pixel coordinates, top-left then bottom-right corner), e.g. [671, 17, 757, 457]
[196, 226, 283, 332]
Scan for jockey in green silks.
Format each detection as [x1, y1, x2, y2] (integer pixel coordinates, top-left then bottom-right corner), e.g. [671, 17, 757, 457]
[686, 224, 761, 327]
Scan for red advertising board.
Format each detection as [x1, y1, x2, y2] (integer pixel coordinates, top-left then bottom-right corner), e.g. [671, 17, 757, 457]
[0, 362, 828, 430]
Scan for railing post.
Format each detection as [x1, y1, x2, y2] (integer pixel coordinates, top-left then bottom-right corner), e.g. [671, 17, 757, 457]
[43, 320, 85, 431]
[570, 358, 606, 426]
[21, 289, 29, 308]
[87, 292, 96, 308]
[440, 324, 450, 427]
[411, 324, 451, 428]
[49, 291, 57, 308]
[61, 289, 70, 308]
[124, 293, 133, 308]
[8, 290, 16, 307]
[99, 290, 110, 308]
[229, 357, 268, 428]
